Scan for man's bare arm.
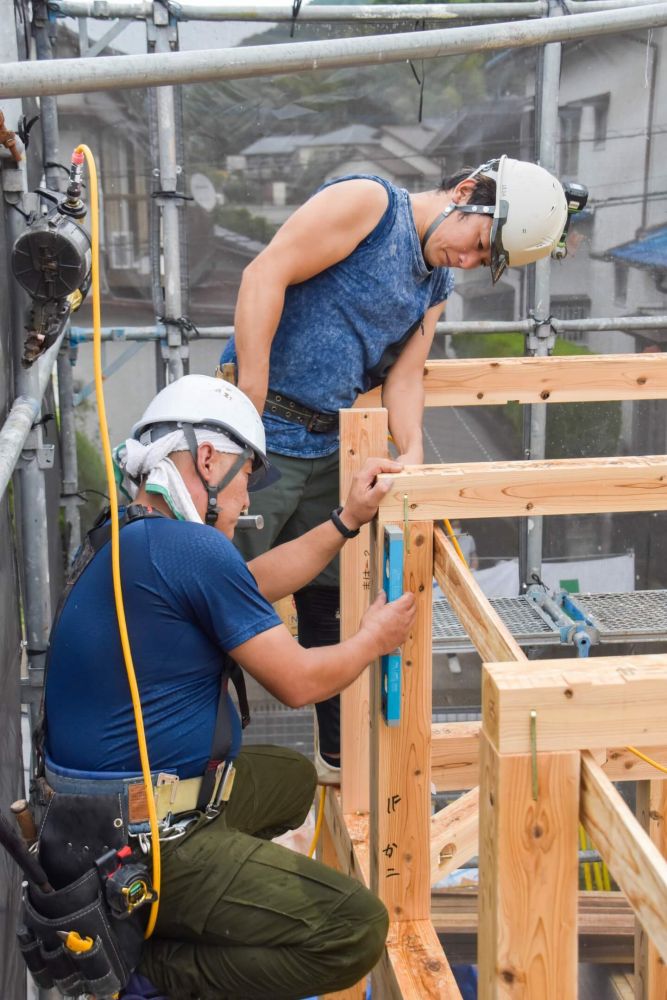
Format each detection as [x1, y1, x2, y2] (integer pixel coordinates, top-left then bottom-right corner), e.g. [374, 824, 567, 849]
[234, 179, 389, 413]
[248, 457, 401, 603]
[381, 300, 444, 463]
[230, 590, 416, 707]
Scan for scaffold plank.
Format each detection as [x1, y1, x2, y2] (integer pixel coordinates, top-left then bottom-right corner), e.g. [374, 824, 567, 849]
[433, 528, 523, 662]
[580, 751, 667, 964]
[377, 455, 667, 522]
[478, 733, 579, 1000]
[357, 354, 667, 409]
[339, 408, 388, 814]
[483, 654, 667, 754]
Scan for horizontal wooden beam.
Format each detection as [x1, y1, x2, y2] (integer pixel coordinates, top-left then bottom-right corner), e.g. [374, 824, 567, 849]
[432, 721, 667, 788]
[432, 721, 481, 791]
[483, 654, 667, 754]
[377, 455, 667, 521]
[431, 786, 479, 886]
[432, 889, 635, 965]
[580, 751, 667, 964]
[433, 528, 524, 663]
[355, 354, 667, 409]
[373, 919, 462, 1000]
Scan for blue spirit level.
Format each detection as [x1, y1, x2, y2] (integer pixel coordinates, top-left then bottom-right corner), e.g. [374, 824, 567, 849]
[381, 525, 404, 726]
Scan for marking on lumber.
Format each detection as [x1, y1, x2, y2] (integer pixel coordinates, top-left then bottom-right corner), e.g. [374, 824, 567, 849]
[370, 520, 433, 921]
[580, 751, 667, 965]
[356, 354, 667, 408]
[339, 408, 388, 814]
[377, 455, 667, 522]
[483, 654, 667, 754]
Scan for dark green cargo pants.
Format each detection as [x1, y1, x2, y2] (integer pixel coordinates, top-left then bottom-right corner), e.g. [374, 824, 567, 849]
[139, 745, 388, 999]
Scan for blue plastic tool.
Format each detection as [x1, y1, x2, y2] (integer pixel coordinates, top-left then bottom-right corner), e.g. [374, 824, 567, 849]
[381, 525, 404, 726]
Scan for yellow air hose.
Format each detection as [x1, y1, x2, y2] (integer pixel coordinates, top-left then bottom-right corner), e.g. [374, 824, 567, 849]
[75, 144, 161, 938]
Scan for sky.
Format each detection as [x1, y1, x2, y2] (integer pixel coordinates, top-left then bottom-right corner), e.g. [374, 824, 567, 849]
[64, 1, 313, 54]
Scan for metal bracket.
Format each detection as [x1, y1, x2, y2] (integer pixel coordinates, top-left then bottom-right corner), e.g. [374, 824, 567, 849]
[526, 313, 556, 355]
[18, 443, 55, 470]
[381, 524, 404, 727]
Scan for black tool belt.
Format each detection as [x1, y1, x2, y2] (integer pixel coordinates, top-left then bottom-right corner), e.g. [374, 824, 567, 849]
[265, 390, 338, 434]
[18, 791, 148, 999]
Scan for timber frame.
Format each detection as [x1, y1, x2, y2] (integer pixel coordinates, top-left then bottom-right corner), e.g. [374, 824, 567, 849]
[321, 352, 667, 1000]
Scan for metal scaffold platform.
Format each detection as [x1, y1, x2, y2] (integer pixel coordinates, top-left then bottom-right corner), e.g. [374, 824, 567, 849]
[432, 590, 667, 653]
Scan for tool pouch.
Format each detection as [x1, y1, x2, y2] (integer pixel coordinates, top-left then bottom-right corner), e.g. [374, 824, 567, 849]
[18, 791, 147, 999]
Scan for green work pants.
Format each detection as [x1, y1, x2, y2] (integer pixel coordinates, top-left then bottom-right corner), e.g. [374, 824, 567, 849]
[139, 745, 388, 999]
[237, 450, 340, 588]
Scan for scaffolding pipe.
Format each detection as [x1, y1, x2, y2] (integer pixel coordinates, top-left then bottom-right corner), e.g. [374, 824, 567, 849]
[153, 21, 185, 382]
[525, 0, 562, 583]
[0, 333, 67, 505]
[8, 194, 55, 692]
[57, 349, 81, 563]
[48, 0, 547, 21]
[67, 315, 667, 341]
[47, 0, 664, 22]
[4, 4, 667, 98]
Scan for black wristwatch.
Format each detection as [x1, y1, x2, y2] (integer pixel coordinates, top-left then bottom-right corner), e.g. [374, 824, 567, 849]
[330, 506, 360, 539]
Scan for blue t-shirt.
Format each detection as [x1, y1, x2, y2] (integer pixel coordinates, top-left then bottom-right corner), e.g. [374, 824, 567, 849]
[222, 174, 454, 459]
[45, 518, 280, 779]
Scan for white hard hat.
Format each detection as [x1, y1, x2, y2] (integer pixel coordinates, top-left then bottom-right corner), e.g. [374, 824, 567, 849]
[485, 155, 568, 283]
[422, 156, 568, 284]
[132, 374, 278, 491]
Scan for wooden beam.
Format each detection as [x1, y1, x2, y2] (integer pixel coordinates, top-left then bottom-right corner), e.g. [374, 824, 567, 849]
[323, 787, 370, 887]
[483, 654, 667, 754]
[433, 528, 524, 663]
[478, 732, 580, 1000]
[339, 408, 389, 814]
[430, 786, 479, 886]
[580, 751, 667, 965]
[433, 889, 635, 966]
[635, 780, 667, 999]
[373, 919, 462, 1000]
[370, 521, 433, 922]
[432, 721, 481, 792]
[432, 721, 667, 789]
[377, 455, 667, 522]
[355, 354, 667, 409]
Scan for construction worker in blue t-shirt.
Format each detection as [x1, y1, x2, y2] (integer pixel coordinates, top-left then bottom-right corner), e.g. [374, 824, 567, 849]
[220, 156, 569, 781]
[36, 375, 415, 1000]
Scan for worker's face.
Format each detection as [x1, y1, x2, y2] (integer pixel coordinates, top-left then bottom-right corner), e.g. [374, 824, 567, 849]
[424, 210, 493, 272]
[211, 454, 253, 538]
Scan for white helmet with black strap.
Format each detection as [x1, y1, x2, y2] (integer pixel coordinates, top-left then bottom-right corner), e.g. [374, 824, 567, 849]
[422, 155, 568, 284]
[130, 374, 279, 526]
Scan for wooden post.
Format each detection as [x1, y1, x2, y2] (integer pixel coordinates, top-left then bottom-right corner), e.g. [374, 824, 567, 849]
[634, 780, 667, 1000]
[478, 731, 580, 1000]
[339, 408, 388, 814]
[370, 519, 433, 920]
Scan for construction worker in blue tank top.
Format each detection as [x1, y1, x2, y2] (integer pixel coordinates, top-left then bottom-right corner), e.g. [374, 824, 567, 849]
[220, 156, 569, 782]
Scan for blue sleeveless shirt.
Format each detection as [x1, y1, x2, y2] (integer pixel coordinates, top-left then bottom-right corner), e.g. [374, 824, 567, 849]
[222, 174, 454, 458]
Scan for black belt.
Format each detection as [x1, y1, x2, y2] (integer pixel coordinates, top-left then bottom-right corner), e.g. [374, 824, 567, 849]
[265, 390, 338, 434]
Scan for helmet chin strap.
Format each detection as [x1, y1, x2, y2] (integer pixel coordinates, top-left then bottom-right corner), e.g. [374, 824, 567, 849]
[421, 201, 495, 254]
[182, 423, 253, 526]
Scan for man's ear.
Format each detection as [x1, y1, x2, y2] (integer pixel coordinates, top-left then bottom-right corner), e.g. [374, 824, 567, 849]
[453, 178, 476, 205]
[197, 442, 216, 479]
